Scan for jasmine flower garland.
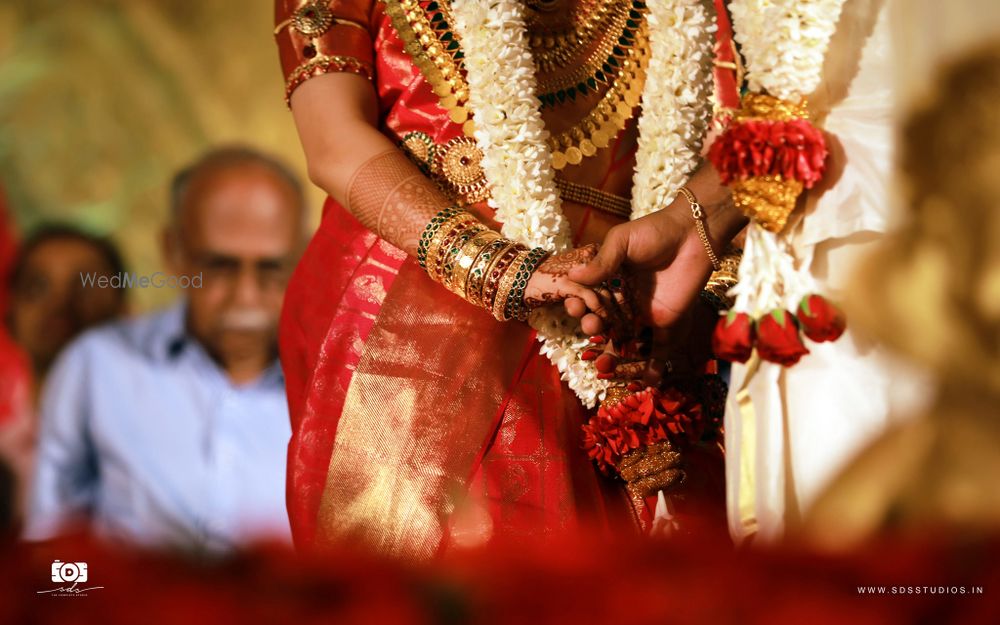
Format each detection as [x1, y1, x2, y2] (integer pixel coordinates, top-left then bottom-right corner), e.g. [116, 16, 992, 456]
[450, 0, 717, 407]
[630, 0, 716, 220]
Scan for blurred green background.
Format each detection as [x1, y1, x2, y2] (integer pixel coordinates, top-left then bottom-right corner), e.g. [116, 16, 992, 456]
[0, 0, 324, 311]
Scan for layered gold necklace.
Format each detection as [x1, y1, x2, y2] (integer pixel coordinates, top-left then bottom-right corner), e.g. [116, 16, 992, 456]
[387, 0, 649, 167]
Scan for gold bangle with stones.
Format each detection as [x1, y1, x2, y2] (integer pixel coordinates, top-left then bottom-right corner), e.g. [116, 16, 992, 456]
[426, 213, 480, 282]
[482, 243, 524, 312]
[440, 223, 489, 292]
[465, 238, 513, 306]
[678, 185, 722, 271]
[416, 207, 553, 321]
[506, 247, 550, 322]
[418, 205, 461, 268]
[448, 229, 502, 296]
[422, 210, 474, 270]
[492, 248, 531, 321]
[430, 220, 478, 284]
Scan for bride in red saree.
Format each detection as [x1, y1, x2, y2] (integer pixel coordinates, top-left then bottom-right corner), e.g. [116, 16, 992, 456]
[274, 0, 742, 558]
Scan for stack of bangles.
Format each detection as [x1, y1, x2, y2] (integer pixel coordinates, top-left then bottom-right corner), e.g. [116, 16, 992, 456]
[418, 206, 550, 322]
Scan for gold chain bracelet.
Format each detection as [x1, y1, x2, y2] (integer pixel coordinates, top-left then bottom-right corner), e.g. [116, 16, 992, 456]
[678, 186, 722, 271]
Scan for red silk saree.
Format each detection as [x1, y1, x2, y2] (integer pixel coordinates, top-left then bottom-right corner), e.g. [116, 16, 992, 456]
[275, 0, 730, 557]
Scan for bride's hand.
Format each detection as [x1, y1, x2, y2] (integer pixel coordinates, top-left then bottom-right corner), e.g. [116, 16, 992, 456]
[523, 244, 629, 329]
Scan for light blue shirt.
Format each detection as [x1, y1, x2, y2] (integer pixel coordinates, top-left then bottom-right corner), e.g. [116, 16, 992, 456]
[24, 302, 293, 551]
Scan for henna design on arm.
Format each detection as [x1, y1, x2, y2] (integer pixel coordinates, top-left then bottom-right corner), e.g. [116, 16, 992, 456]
[346, 150, 453, 256]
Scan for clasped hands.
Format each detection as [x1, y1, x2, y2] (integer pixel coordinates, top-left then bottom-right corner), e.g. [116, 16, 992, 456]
[522, 189, 737, 386]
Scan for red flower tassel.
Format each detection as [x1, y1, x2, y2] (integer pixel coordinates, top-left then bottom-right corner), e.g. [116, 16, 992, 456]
[796, 294, 846, 343]
[711, 311, 755, 363]
[756, 309, 810, 366]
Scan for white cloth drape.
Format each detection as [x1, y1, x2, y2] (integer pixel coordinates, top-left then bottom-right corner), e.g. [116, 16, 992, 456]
[724, 0, 930, 544]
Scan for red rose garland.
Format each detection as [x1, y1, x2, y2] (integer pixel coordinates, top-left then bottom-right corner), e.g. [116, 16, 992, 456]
[756, 309, 810, 366]
[711, 311, 755, 363]
[712, 295, 846, 366]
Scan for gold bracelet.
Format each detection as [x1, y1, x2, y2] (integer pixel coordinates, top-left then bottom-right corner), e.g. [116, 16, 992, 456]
[492, 249, 530, 321]
[701, 247, 742, 311]
[418, 205, 461, 268]
[428, 214, 480, 283]
[445, 227, 498, 295]
[424, 211, 475, 274]
[507, 247, 549, 322]
[440, 223, 488, 290]
[465, 238, 513, 306]
[678, 186, 722, 271]
[482, 244, 523, 313]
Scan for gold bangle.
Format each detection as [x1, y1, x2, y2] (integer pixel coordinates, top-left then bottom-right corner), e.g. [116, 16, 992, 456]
[481, 244, 523, 312]
[427, 213, 479, 283]
[431, 221, 476, 284]
[492, 249, 530, 321]
[507, 247, 549, 321]
[418, 205, 461, 268]
[678, 186, 722, 271]
[449, 229, 503, 296]
[441, 224, 490, 292]
[466, 238, 512, 306]
[424, 211, 473, 273]
[702, 247, 742, 310]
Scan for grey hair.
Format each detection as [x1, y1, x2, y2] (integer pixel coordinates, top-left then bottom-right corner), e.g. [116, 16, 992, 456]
[169, 145, 305, 219]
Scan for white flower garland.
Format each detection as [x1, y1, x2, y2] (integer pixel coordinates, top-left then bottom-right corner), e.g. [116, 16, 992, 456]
[728, 0, 846, 102]
[449, 0, 572, 252]
[450, 0, 715, 408]
[631, 0, 716, 220]
[730, 225, 814, 316]
[727, 0, 846, 323]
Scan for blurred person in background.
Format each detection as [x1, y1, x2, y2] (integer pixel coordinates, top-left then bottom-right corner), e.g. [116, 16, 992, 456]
[1, 223, 126, 532]
[23, 146, 304, 552]
[7, 224, 128, 382]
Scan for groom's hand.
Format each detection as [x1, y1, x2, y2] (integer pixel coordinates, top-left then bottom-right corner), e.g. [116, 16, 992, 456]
[567, 166, 745, 334]
[569, 207, 712, 332]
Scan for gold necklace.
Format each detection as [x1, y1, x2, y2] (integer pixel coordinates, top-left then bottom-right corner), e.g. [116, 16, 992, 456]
[384, 0, 649, 169]
[529, 0, 629, 73]
[547, 20, 649, 169]
[534, 1, 639, 101]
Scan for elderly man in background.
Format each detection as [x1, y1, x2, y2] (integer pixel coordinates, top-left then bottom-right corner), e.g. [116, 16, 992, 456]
[24, 146, 304, 552]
